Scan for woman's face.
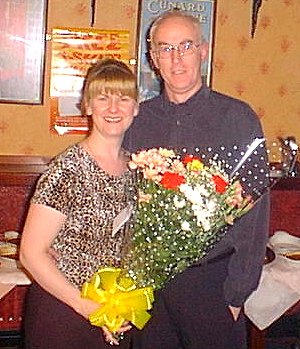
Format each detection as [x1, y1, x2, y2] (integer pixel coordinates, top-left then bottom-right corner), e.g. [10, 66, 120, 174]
[87, 92, 138, 139]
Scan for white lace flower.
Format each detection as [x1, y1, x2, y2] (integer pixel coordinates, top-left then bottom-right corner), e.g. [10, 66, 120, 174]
[195, 184, 210, 197]
[180, 184, 204, 205]
[173, 195, 186, 209]
[206, 198, 217, 213]
[181, 221, 191, 231]
[195, 214, 211, 232]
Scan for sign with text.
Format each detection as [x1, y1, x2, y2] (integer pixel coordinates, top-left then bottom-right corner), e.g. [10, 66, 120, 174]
[50, 28, 130, 135]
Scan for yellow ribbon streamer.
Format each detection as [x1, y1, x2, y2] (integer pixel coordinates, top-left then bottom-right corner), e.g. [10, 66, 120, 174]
[81, 267, 154, 332]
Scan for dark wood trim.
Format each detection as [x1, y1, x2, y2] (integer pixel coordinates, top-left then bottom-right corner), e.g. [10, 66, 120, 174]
[0, 172, 41, 187]
[0, 155, 50, 187]
[0, 155, 50, 174]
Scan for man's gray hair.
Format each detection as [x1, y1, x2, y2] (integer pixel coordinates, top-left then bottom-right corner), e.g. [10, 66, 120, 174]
[148, 10, 202, 48]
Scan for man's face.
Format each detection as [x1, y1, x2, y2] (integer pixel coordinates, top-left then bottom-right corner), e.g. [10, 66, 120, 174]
[150, 16, 207, 103]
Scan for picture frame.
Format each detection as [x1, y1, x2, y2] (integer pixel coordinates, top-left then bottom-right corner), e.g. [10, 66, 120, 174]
[0, 0, 48, 105]
[136, 0, 216, 101]
[49, 28, 131, 135]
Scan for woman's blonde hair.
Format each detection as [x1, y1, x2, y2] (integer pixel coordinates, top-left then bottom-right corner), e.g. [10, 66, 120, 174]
[82, 59, 137, 114]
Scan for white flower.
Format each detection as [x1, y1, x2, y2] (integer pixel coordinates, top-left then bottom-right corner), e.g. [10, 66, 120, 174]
[195, 215, 211, 232]
[158, 148, 176, 158]
[191, 205, 212, 232]
[206, 198, 217, 213]
[180, 184, 204, 205]
[201, 219, 211, 232]
[195, 184, 210, 197]
[173, 195, 186, 209]
[181, 221, 191, 231]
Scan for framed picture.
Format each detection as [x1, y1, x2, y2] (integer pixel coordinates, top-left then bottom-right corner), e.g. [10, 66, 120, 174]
[0, 0, 48, 105]
[137, 0, 216, 101]
[49, 28, 130, 135]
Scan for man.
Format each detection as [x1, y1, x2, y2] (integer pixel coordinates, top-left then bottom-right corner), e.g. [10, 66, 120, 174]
[124, 10, 270, 349]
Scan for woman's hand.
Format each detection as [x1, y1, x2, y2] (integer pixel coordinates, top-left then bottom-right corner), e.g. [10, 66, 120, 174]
[75, 297, 101, 320]
[77, 299, 133, 345]
[102, 322, 132, 346]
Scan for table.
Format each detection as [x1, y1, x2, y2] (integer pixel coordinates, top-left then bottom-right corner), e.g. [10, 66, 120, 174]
[0, 155, 49, 340]
[248, 177, 300, 349]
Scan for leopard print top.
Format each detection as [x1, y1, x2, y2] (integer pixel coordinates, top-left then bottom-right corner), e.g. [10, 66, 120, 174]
[31, 143, 136, 289]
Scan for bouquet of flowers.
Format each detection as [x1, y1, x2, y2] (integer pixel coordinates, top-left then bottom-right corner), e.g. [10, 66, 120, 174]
[124, 147, 254, 290]
[82, 145, 259, 332]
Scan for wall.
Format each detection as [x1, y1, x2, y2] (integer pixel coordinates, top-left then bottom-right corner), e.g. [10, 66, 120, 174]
[0, 0, 299, 157]
[212, 0, 300, 162]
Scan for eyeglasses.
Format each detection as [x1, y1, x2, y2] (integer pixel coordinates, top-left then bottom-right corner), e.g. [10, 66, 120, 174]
[153, 40, 200, 59]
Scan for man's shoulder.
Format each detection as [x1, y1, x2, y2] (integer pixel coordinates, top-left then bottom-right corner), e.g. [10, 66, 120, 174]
[209, 88, 252, 111]
[206, 88, 259, 125]
[139, 94, 162, 110]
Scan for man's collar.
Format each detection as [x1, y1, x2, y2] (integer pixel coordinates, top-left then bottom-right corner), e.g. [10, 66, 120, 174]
[161, 84, 210, 108]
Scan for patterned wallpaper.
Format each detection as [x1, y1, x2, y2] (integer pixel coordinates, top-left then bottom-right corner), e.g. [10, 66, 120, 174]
[0, 0, 299, 158]
[212, 0, 300, 161]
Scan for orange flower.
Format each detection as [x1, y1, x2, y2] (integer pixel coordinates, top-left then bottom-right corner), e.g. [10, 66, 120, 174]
[212, 175, 228, 193]
[160, 172, 185, 190]
[183, 154, 200, 164]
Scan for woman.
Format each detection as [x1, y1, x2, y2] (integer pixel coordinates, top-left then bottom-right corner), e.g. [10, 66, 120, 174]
[20, 59, 139, 349]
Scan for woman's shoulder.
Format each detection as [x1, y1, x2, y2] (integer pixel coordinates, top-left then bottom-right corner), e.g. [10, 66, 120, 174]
[35, 144, 87, 188]
[48, 143, 84, 171]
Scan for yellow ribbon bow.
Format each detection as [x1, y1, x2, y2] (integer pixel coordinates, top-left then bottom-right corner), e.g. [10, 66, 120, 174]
[81, 267, 154, 332]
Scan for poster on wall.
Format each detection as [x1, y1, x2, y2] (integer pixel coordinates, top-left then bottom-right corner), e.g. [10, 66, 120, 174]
[50, 28, 130, 135]
[137, 0, 216, 101]
[0, 0, 48, 104]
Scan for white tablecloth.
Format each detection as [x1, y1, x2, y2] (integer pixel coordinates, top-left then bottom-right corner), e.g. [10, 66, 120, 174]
[245, 231, 300, 330]
[0, 257, 31, 299]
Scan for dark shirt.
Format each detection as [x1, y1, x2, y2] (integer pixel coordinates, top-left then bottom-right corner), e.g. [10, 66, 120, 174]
[123, 85, 270, 307]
